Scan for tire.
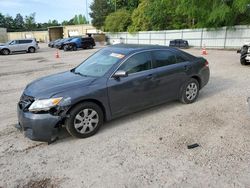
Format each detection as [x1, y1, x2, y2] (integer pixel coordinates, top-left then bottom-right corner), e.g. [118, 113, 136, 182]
[28, 47, 36, 53]
[1, 49, 10, 55]
[240, 58, 247, 65]
[179, 78, 199, 104]
[63, 45, 68, 51]
[88, 44, 93, 49]
[73, 45, 77, 51]
[65, 102, 104, 138]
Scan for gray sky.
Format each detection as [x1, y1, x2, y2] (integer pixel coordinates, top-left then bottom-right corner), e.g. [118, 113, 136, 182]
[0, 0, 93, 23]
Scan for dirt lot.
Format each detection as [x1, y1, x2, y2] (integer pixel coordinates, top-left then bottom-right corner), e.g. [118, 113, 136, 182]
[0, 44, 249, 188]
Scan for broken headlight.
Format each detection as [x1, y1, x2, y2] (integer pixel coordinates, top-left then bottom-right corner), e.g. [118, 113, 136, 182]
[28, 97, 63, 112]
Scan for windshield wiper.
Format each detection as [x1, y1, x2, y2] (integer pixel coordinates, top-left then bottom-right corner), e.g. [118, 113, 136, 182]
[73, 71, 88, 77]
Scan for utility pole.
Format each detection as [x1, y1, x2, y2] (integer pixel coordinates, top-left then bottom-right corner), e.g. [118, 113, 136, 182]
[86, 0, 89, 23]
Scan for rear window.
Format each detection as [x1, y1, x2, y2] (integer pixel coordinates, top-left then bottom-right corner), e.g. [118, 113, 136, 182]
[19, 40, 32, 44]
[152, 50, 178, 68]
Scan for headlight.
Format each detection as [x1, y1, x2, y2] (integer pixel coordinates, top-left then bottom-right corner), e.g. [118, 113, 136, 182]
[28, 97, 63, 112]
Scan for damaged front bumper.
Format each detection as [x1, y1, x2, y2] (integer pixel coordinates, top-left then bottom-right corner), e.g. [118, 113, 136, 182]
[17, 105, 62, 143]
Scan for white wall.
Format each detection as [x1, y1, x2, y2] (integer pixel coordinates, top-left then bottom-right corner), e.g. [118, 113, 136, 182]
[106, 25, 250, 49]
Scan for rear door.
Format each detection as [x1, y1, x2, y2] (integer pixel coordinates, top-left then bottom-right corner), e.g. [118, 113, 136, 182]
[107, 51, 155, 118]
[19, 40, 31, 51]
[151, 50, 190, 104]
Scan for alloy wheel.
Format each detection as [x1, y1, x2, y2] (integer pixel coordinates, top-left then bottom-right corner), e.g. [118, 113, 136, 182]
[185, 82, 198, 101]
[74, 108, 99, 134]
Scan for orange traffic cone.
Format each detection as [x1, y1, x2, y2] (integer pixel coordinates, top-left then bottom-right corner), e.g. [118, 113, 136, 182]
[55, 49, 60, 58]
[201, 46, 207, 55]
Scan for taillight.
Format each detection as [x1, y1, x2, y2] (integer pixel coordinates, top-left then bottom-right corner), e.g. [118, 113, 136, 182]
[205, 60, 209, 67]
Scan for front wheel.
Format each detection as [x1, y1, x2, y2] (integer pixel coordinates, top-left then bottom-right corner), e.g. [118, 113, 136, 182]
[65, 102, 104, 138]
[240, 58, 247, 65]
[28, 47, 36, 53]
[1, 49, 10, 55]
[179, 78, 199, 104]
[63, 45, 68, 51]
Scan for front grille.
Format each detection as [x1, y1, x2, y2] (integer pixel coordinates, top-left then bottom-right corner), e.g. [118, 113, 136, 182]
[19, 94, 35, 111]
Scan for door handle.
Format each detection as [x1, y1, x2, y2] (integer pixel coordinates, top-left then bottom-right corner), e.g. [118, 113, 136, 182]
[146, 74, 153, 79]
[184, 65, 191, 71]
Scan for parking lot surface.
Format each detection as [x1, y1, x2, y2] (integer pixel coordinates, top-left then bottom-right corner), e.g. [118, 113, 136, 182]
[0, 44, 249, 187]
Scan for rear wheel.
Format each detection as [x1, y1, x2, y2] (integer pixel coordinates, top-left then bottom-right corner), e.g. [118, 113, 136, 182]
[179, 78, 199, 104]
[28, 47, 35, 53]
[65, 102, 104, 138]
[88, 44, 93, 49]
[1, 49, 10, 55]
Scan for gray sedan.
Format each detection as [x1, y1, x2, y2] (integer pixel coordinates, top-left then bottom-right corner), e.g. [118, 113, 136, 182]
[17, 44, 210, 143]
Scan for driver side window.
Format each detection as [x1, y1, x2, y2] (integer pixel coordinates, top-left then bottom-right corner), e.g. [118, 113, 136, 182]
[10, 40, 18, 45]
[119, 52, 152, 74]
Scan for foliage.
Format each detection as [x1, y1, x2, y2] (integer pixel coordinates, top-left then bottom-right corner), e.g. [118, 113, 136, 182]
[0, 12, 89, 31]
[110, 0, 139, 10]
[89, 0, 113, 29]
[104, 9, 131, 32]
[176, 0, 250, 28]
[73, 14, 88, 25]
[90, 0, 250, 32]
[24, 13, 36, 30]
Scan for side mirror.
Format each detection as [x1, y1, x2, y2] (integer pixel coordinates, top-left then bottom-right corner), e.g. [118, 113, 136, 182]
[113, 70, 128, 79]
[237, 49, 241, 53]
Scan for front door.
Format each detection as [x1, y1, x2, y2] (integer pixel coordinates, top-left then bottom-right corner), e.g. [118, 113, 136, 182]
[107, 51, 156, 118]
[8, 40, 21, 52]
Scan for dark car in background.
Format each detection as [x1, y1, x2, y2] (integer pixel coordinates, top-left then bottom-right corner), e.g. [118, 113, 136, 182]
[237, 42, 250, 65]
[63, 37, 95, 51]
[169, 39, 189, 48]
[17, 44, 210, 143]
[55, 37, 76, 50]
[48, 39, 62, 48]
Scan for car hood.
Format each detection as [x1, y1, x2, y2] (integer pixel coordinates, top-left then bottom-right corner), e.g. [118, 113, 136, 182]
[24, 71, 96, 98]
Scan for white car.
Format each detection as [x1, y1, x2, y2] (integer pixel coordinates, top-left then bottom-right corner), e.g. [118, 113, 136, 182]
[0, 39, 39, 55]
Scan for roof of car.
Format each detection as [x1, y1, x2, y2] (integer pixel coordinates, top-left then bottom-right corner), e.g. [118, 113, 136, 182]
[107, 44, 170, 54]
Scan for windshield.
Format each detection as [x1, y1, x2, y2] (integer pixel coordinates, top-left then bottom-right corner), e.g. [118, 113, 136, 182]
[73, 49, 125, 77]
[7, 40, 14, 45]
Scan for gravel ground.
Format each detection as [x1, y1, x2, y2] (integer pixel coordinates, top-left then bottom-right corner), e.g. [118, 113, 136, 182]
[0, 44, 249, 188]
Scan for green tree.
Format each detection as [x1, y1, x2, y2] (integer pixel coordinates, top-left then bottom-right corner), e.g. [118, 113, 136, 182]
[78, 14, 88, 24]
[14, 13, 24, 29]
[24, 13, 36, 30]
[4, 15, 15, 31]
[0, 13, 6, 28]
[176, 0, 250, 28]
[129, 0, 182, 31]
[104, 9, 131, 32]
[73, 14, 79, 25]
[110, 0, 139, 10]
[90, 0, 113, 29]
